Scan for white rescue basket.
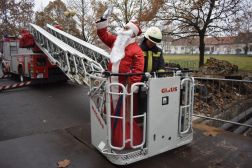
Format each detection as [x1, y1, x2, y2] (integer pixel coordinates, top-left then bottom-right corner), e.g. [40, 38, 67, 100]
[88, 70, 194, 165]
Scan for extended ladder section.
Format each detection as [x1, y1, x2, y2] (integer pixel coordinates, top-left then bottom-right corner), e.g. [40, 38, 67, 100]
[28, 23, 104, 85]
[46, 24, 110, 70]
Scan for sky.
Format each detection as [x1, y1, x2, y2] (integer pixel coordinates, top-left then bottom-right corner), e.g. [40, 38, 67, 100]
[33, 0, 66, 11]
[34, 0, 51, 11]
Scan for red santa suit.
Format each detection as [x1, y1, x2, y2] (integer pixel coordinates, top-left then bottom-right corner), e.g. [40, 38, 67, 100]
[96, 20, 144, 148]
[95, 20, 144, 111]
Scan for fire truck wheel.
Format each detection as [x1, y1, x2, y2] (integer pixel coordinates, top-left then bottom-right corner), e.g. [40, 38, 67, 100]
[19, 68, 26, 82]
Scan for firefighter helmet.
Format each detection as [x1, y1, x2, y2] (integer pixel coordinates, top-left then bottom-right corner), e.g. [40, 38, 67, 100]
[144, 27, 162, 44]
[53, 21, 59, 25]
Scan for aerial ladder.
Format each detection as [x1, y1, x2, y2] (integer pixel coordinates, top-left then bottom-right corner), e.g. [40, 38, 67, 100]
[46, 24, 109, 70]
[28, 23, 106, 85]
[27, 23, 195, 165]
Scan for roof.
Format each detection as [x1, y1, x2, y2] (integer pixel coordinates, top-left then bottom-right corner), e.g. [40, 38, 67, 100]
[171, 37, 237, 46]
[235, 32, 252, 43]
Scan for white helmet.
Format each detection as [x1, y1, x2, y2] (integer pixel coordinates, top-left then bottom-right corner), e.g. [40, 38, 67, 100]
[144, 27, 162, 44]
[53, 21, 59, 25]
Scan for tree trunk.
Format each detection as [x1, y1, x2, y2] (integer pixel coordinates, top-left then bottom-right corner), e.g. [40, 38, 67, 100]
[199, 34, 205, 67]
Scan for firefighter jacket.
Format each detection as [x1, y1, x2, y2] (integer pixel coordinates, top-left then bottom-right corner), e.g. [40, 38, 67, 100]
[139, 40, 165, 77]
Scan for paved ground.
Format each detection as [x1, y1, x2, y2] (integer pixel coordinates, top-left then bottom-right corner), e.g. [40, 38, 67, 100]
[0, 129, 115, 168]
[0, 123, 252, 168]
[0, 64, 90, 141]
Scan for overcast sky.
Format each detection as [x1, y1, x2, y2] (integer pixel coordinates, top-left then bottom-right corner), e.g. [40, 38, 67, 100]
[33, 0, 66, 11]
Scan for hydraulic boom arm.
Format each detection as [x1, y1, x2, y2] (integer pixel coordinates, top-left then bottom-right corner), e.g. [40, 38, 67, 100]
[28, 23, 105, 85]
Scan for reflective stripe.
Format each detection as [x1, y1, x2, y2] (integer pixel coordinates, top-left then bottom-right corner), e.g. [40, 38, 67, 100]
[147, 51, 152, 73]
[158, 69, 165, 72]
[153, 52, 161, 57]
[143, 51, 147, 56]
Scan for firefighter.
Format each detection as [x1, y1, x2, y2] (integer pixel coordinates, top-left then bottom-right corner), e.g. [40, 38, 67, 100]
[53, 21, 63, 31]
[140, 27, 165, 76]
[138, 27, 166, 126]
[53, 21, 59, 26]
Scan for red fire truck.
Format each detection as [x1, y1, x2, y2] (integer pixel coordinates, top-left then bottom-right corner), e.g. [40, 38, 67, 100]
[1, 33, 68, 84]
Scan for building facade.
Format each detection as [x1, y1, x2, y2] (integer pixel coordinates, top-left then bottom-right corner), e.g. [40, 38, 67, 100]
[163, 33, 252, 54]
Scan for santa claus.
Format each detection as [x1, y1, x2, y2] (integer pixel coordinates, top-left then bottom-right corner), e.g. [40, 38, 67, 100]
[96, 5, 144, 149]
[95, 5, 144, 112]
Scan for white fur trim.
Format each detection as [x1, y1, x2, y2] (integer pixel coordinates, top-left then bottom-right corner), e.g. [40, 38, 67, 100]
[126, 22, 139, 36]
[96, 20, 108, 30]
[111, 61, 120, 111]
[110, 29, 133, 64]
[125, 38, 135, 47]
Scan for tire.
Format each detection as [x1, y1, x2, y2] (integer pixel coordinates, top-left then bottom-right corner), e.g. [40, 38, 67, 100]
[19, 67, 25, 82]
[1, 64, 6, 75]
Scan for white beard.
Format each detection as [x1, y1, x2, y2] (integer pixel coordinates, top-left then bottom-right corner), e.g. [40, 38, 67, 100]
[110, 28, 133, 64]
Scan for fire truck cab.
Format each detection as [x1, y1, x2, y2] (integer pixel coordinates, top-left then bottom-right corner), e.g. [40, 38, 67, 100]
[1, 35, 68, 84]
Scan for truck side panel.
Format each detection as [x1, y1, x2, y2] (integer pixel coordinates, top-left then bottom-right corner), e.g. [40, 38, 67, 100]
[11, 57, 18, 74]
[24, 57, 28, 77]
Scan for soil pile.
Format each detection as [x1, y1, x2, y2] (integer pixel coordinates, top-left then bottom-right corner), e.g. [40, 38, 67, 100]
[197, 57, 238, 75]
[165, 62, 182, 70]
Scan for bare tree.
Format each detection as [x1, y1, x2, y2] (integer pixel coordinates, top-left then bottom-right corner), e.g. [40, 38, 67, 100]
[235, 1, 252, 54]
[0, 0, 34, 38]
[34, 0, 80, 37]
[92, 0, 164, 31]
[156, 0, 249, 67]
[65, 0, 97, 43]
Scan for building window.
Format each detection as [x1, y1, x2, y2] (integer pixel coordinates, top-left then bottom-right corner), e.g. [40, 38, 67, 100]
[175, 47, 178, 50]
[181, 47, 184, 50]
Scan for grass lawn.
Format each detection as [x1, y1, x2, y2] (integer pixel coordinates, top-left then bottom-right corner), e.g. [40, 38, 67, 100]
[163, 54, 252, 71]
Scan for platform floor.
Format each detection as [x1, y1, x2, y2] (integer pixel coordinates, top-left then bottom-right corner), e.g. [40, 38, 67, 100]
[0, 123, 251, 168]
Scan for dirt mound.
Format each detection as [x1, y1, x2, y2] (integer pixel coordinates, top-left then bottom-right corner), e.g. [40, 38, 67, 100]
[197, 57, 238, 75]
[165, 62, 182, 70]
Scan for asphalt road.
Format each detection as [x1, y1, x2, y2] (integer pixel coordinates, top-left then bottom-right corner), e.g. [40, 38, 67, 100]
[0, 65, 90, 141]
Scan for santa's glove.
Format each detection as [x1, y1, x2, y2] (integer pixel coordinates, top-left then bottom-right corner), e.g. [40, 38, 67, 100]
[103, 5, 113, 19]
[132, 86, 139, 93]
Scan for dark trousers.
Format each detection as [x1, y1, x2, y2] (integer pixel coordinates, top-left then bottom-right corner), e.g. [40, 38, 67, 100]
[137, 85, 147, 123]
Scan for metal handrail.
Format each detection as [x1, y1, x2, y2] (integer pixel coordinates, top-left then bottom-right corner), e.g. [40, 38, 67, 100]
[179, 77, 193, 135]
[130, 83, 146, 149]
[190, 77, 194, 128]
[106, 82, 146, 150]
[107, 83, 127, 150]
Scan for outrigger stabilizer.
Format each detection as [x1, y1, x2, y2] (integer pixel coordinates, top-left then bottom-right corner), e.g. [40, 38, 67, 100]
[0, 75, 11, 79]
[88, 69, 195, 165]
[0, 81, 33, 92]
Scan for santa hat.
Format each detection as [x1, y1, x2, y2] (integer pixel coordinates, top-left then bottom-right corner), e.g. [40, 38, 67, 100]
[125, 21, 142, 36]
